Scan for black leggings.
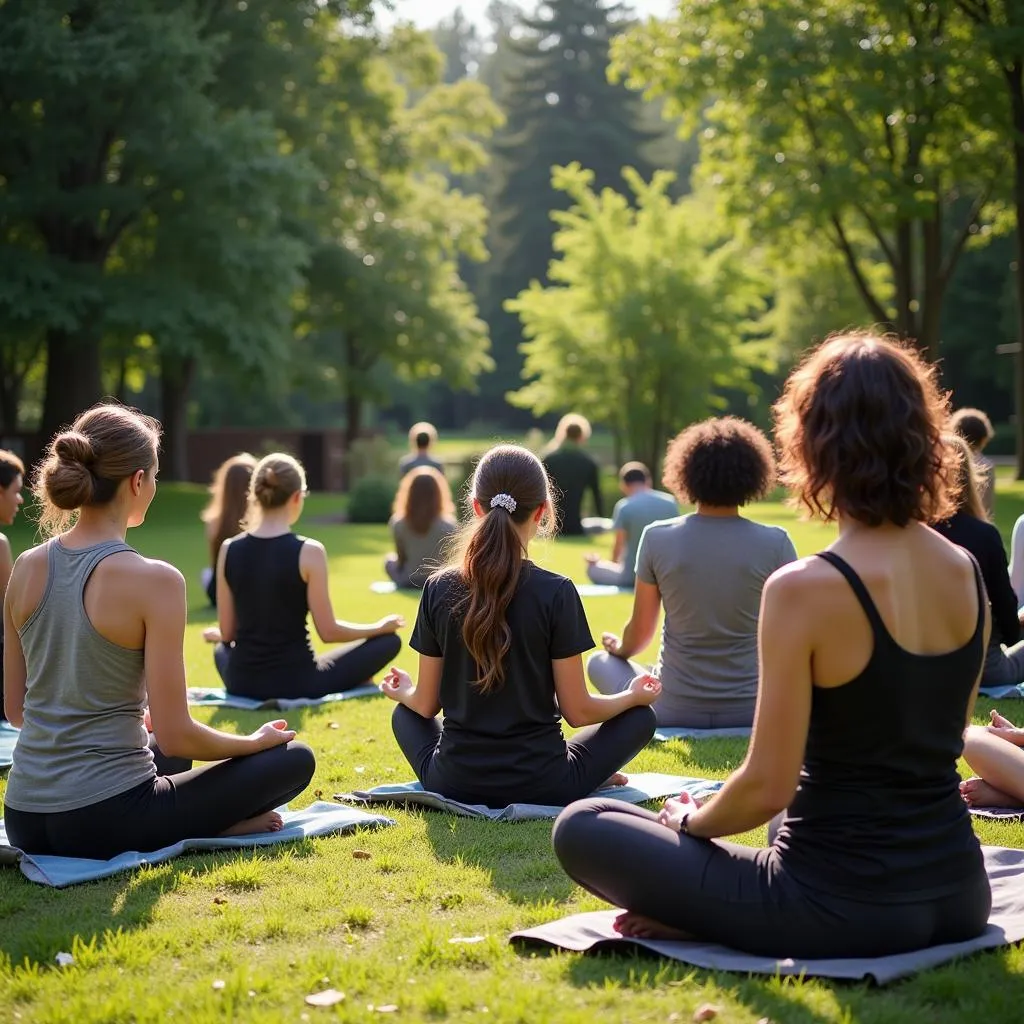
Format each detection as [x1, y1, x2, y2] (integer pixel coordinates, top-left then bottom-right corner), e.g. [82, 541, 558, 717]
[552, 799, 992, 959]
[215, 634, 401, 700]
[3, 741, 316, 860]
[392, 703, 656, 806]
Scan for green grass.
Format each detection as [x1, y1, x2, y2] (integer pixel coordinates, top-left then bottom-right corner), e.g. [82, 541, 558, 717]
[3, 485, 1024, 1022]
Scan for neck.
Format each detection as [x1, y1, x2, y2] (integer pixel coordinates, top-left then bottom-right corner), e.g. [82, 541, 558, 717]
[251, 510, 293, 536]
[837, 514, 907, 536]
[695, 503, 739, 518]
[66, 505, 130, 544]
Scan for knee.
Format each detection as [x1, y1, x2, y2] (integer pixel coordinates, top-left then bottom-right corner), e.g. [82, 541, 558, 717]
[391, 701, 414, 737]
[625, 703, 657, 736]
[552, 798, 604, 870]
[378, 632, 402, 660]
[284, 740, 317, 786]
[586, 652, 615, 692]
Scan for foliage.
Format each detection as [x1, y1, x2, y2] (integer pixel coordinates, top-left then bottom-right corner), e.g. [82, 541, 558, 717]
[507, 164, 769, 473]
[346, 475, 399, 524]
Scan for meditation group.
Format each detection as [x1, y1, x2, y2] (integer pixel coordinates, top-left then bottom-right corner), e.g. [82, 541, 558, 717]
[7, 330, 1024, 965]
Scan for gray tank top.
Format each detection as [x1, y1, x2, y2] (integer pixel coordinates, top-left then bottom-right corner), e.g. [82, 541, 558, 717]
[3, 539, 156, 813]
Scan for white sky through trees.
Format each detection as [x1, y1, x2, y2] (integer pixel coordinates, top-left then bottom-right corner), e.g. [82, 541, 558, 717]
[379, 0, 676, 31]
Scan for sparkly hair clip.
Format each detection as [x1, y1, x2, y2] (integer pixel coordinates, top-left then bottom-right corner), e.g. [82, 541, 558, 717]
[489, 493, 517, 514]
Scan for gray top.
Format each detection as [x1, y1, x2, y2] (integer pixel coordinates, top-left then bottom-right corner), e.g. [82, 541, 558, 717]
[613, 488, 679, 585]
[637, 514, 798, 714]
[4, 539, 155, 813]
[399, 452, 445, 479]
[390, 516, 457, 587]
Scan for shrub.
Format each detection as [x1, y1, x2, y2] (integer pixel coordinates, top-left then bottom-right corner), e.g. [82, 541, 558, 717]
[346, 476, 396, 524]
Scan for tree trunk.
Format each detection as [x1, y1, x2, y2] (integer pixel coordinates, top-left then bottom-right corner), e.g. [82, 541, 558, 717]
[158, 350, 196, 482]
[40, 329, 103, 440]
[1008, 62, 1024, 479]
[345, 384, 363, 449]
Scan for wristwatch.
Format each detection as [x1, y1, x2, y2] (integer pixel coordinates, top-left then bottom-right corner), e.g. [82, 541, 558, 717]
[678, 810, 692, 835]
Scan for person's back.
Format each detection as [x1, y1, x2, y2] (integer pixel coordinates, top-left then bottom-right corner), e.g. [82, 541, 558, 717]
[399, 450, 444, 478]
[613, 488, 678, 585]
[389, 515, 456, 588]
[641, 514, 793, 714]
[399, 422, 443, 479]
[543, 444, 600, 535]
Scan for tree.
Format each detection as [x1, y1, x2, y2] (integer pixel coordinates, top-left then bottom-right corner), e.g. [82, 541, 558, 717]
[610, 0, 1008, 361]
[508, 164, 769, 473]
[477, 0, 665, 421]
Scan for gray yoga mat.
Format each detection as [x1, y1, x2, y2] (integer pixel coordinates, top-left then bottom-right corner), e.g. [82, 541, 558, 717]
[510, 845, 1024, 985]
[0, 802, 395, 888]
[336, 773, 722, 822]
[653, 727, 751, 742]
[186, 684, 381, 710]
[0, 721, 17, 771]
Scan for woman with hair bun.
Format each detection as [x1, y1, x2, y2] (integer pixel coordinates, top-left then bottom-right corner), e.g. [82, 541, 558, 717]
[380, 443, 659, 806]
[2, 404, 316, 859]
[200, 453, 257, 606]
[553, 334, 991, 958]
[213, 452, 404, 701]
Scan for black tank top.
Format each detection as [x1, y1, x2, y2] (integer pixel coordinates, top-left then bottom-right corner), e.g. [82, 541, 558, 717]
[223, 533, 315, 694]
[773, 551, 986, 901]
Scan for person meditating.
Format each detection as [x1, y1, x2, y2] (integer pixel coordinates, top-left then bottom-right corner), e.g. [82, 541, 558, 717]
[553, 333, 991, 958]
[380, 444, 660, 806]
[385, 466, 457, 589]
[588, 418, 795, 728]
[212, 452, 404, 701]
[200, 452, 257, 607]
[399, 422, 444, 479]
[2, 404, 316, 859]
[542, 414, 604, 536]
[0, 449, 25, 721]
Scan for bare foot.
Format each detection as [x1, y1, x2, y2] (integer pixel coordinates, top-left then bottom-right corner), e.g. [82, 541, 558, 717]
[601, 772, 628, 788]
[220, 811, 284, 837]
[613, 911, 693, 941]
[960, 777, 1021, 808]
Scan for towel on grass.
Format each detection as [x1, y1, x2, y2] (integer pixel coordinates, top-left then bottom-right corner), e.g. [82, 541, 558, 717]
[652, 727, 751, 742]
[186, 685, 381, 710]
[509, 845, 1024, 985]
[336, 772, 723, 822]
[0, 721, 18, 771]
[0, 802, 395, 888]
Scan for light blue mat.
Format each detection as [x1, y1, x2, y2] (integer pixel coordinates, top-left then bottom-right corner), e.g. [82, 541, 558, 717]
[0, 721, 18, 771]
[653, 726, 751, 742]
[336, 772, 722, 822]
[186, 685, 381, 710]
[575, 584, 633, 597]
[979, 683, 1024, 700]
[511, 846, 1024, 985]
[0, 802, 395, 888]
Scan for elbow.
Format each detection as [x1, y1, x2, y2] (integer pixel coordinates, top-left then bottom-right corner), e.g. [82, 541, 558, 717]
[152, 724, 193, 760]
[561, 706, 589, 729]
[6, 706, 23, 729]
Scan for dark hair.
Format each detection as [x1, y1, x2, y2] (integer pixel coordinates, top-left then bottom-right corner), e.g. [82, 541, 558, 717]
[545, 412, 592, 454]
[663, 417, 774, 507]
[949, 407, 994, 450]
[774, 332, 957, 527]
[408, 421, 437, 451]
[0, 450, 25, 490]
[202, 453, 257, 567]
[943, 433, 987, 521]
[393, 466, 454, 535]
[34, 403, 160, 537]
[247, 452, 305, 522]
[619, 461, 651, 487]
[444, 444, 555, 693]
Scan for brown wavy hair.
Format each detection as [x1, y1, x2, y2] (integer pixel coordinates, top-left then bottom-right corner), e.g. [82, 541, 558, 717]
[202, 453, 257, 566]
[393, 466, 454, 536]
[943, 433, 987, 522]
[34, 403, 161, 537]
[0, 450, 25, 490]
[774, 332, 957, 527]
[443, 444, 555, 693]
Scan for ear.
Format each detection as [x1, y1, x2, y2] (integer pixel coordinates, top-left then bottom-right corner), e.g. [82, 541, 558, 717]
[131, 469, 146, 495]
[471, 498, 484, 519]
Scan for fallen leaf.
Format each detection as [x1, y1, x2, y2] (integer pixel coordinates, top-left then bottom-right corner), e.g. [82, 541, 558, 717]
[54, 952, 74, 967]
[305, 989, 346, 1007]
[213, 896, 228, 905]
[354, 766, 366, 774]
[448, 935, 485, 944]
[212, 980, 226, 991]
[314, 789, 324, 801]
[374, 1006, 399, 1014]
[328, 722, 340, 730]
[693, 1006, 720, 1023]
[352, 849, 372, 860]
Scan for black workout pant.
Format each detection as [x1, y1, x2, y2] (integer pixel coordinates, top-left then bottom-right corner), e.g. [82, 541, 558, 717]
[391, 703, 656, 806]
[214, 633, 401, 701]
[3, 741, 316, 860]
[552, 799, 992, 959]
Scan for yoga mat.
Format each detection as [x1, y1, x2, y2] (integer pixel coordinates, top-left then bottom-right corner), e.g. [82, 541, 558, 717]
[970, 806, 1024, 822]
[186, 685, 381, 710]
[510, 845, 1024, 985]
[0, 802, 395, 888]
[979, 683, 1024, 699]
[336, 773, 723, 823]
[575, 584, 633, 597]
[653, 727, 751, 742]
[370, 581, 398, 594]
[0, 721, 18, 771]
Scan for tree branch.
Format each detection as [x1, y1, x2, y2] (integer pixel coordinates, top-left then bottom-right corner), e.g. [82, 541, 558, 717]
[828, 213, 892, 325]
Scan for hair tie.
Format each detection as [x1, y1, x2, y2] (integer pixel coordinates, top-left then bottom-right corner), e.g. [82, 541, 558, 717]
[490, 493, 517, 514]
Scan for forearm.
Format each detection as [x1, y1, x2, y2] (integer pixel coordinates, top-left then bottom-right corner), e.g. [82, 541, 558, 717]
[685, 769, 787, 839]
[570, 688, 640, 726]
[323, 621, 380, 643]
[618, 617, 655, 659]
[157, 718, 259, 761]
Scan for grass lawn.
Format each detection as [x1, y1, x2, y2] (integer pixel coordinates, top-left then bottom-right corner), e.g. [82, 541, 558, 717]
[3, 484, 1024, 1023]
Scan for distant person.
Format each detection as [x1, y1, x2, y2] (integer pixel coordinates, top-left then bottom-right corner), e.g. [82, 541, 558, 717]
[0, 449, 25, 721]
[588, 418, 796, 727]
[950, 407, 996, 517]
[200, 453, 257, 607]
[584, 462, 677, 588]
[385, 466, 457, 589]
[399, 422, 444, 479]
[380, 444, 659, 806]
[542, 413, 603, 536]
[3, 404, 315, 859]
[212, 453, 404, 701]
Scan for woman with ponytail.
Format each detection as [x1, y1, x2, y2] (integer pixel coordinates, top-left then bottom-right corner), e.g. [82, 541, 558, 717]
[2, 404, 315, 859]
[381, 444, 659, 806]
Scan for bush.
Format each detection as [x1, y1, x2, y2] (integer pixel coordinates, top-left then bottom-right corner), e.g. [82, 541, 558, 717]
[346, 475, 396, 524]
[348, 435, 397, 483]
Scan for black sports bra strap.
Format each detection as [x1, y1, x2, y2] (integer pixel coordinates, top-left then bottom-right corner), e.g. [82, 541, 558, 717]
[963, 550, 987, 642]
[815, 551, 890, 638]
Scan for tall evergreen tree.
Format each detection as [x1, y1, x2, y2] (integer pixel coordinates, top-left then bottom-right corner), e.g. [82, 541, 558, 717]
[476, 0, 663, 421]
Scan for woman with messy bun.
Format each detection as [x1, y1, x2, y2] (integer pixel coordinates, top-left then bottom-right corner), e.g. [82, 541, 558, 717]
[2, 404, 316, 859]
[211, 452, 404, 700]
[381, 443, 658, 806]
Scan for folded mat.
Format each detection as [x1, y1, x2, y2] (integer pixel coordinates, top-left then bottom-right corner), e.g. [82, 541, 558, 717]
[979, 683, 1024, 699]
[653, 727, 751, 742]
[0, 802, 395, 888]
[510, 845, 1024, 985]
[186, 685, 381, 710]
[336, 772, 723, 822]
[0, 721, 17, 771]
[574, 584, 633, 597]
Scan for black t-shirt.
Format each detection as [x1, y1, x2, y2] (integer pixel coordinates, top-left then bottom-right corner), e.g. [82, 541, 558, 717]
[410, 561, 594, 799]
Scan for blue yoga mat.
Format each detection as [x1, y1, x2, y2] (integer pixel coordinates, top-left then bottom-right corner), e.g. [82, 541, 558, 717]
[186, 684, 381, 710]
[979, 683, 1024, 700]
[0, 801, 395, 888]
[653, 726, 751, 742]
